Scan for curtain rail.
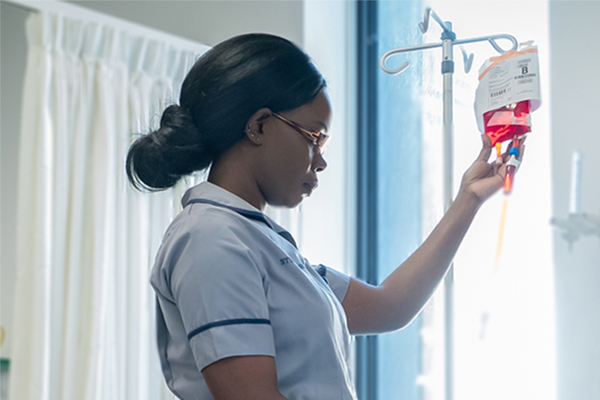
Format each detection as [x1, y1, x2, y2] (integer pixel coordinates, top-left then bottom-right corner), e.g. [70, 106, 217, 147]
[3, 0, 207, 53]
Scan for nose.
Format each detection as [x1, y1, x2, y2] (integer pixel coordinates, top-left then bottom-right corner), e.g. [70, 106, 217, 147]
[312, 150, 328, 173]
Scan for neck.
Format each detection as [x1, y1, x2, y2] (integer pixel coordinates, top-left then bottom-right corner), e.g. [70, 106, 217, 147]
[207, 144, 266, 211]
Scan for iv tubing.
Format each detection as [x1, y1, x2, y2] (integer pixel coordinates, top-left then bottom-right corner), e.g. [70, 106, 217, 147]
[494, 197, 510, 273]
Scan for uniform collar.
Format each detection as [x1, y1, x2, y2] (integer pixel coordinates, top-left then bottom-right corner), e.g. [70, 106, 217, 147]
[182, 182, 298, 248]
[182, 181, 261, 213]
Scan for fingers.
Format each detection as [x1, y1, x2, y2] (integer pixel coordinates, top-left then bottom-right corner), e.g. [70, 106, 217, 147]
[502, 143, 511, 162]
[477, 134, 526, 169]
[501, 139, 523, 162]
[518, 135, 526, 160]
[520, 135, 528, 146]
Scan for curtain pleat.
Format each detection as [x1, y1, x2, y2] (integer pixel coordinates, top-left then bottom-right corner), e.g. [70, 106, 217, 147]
[9, 11, 208, 400]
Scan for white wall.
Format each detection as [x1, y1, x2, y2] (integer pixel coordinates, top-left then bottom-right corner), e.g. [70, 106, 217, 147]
[550, 2, 600, 400]
[67, 0, 304, 47]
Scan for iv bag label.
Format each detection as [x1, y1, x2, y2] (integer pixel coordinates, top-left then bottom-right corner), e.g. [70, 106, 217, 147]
[474, 45, 541, 133]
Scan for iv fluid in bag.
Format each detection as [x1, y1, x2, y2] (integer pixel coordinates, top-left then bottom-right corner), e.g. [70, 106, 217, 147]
[475, 43, 541, 146]
[483, 100, 531, 146]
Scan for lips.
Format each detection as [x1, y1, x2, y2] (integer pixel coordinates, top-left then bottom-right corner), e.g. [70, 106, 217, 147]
[303, 182, 318, 194]
[304, 181, 318, 190]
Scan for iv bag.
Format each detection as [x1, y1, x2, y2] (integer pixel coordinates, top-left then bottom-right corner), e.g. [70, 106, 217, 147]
[474, 43, 541, 146]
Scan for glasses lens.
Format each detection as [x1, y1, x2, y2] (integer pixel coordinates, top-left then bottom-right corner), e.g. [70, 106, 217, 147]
[273, 112, 330, 154]
[317, 134, 330, 154]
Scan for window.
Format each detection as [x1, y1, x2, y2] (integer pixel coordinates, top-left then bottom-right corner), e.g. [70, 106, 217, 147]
[357, 1, 556, 399]
[356, 2, 424, 399]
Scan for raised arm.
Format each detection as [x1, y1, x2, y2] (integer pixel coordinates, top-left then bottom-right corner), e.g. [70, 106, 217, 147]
[342, 135, 522, 335]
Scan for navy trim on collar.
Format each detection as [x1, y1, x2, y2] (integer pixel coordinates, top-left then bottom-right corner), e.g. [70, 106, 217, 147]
[186, 198, 298, 249]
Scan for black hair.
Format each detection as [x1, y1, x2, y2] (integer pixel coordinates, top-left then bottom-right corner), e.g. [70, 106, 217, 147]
[126, 33, 327, 191]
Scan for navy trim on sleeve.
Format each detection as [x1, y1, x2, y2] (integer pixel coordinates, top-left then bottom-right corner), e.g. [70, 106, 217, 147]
[187, 318, 271, 341]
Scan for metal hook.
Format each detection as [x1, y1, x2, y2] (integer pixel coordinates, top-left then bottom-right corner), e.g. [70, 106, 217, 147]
[380, 6, 518, 76]
[381, 8, 519, 76]
[380, 34, 518, 76]
[419, 7, 451, 34]
[453, 34, 518, 54]
[487, 36, 518, 54]
[460, 46, 474, 74]
[381, 60, 410, 76]
[380, 42, 443, 75]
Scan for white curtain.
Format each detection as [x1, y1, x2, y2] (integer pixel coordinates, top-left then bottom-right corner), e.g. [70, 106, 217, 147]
[9, 11, 207, 400]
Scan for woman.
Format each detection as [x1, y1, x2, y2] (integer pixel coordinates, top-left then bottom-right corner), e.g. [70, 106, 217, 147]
[126, 33, 521, 400]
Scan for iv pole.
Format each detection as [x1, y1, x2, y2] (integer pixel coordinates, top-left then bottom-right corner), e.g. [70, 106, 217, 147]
[380, 8, 518, 400]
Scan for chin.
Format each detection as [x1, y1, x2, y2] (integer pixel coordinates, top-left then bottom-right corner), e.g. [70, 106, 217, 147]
[281, 197, 304, 209]
[269, 193, 304, 209]
[288, 198, 305, 208]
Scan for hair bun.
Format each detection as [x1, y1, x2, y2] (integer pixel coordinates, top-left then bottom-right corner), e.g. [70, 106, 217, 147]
[160, 104, 195, 131]
[126, 104, 213, 191]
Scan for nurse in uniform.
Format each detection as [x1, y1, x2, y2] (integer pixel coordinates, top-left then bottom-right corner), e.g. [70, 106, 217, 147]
[126, 34, 521, 400]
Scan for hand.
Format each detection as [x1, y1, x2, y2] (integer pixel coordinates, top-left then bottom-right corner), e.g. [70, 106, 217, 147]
[459, 134, 526, 204]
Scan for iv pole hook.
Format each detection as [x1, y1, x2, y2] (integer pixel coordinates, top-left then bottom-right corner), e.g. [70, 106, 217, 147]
[419, 7, 451, 33]
[380, 6, 519, 76]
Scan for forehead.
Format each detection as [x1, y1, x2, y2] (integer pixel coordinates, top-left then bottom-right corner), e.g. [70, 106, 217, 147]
[293, 92, 332, 129]
[307, 91, 331, 117]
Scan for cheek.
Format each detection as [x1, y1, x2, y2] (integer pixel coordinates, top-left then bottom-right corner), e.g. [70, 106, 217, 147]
[271, 139, 312, 175]
[271, 150, 310, 188]
[259, 145, 313, 205]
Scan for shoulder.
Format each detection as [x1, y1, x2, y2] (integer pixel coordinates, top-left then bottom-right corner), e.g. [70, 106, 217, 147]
[152, 204, 264, 288]
[165, 202, 256, 249]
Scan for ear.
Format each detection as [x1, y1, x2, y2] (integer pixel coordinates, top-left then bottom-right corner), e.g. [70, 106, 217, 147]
[245, 108, 272, 145]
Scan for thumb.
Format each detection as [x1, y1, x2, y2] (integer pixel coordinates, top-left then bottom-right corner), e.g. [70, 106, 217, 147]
[476, 134, 493, 162]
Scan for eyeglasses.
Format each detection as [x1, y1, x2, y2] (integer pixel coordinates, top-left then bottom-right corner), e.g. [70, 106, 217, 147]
[271, 112, 330, 155]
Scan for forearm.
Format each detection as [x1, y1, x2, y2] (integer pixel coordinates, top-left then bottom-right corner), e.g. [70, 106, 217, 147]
[379, 189, 481, 329]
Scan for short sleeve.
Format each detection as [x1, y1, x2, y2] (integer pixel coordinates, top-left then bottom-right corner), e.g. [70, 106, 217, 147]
[315, 264, 351, 303]
[168, 219, 276, 371]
